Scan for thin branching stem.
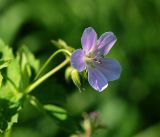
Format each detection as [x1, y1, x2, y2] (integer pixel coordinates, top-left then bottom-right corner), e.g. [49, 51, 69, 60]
[25, 58, 70, 94]
[34, 49, 71, 80]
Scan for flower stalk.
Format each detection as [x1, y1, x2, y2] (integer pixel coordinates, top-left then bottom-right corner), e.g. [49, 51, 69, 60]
[34, 49, 71, 80]
[25, 58, 70, 94]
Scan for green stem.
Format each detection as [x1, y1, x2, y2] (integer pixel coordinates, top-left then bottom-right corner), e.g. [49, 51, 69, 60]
[4, 129, 11, 137]
[34, 49, 71, 80]
[25, 58, 70, 94]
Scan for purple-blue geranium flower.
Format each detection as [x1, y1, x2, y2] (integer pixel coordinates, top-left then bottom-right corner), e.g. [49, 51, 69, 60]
[71, 27, 121, 92]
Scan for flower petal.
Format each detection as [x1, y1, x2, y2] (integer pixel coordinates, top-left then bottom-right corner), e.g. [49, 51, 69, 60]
[71, 49, 86, 72]
[97, 32, 117, 55]
[95, 58, 121, 81]
[88, 67, 108, 92]
[81, 27, 97, 54]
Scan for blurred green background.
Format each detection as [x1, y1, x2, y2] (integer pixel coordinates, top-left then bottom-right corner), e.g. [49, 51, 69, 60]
[0, 0, 160, 137]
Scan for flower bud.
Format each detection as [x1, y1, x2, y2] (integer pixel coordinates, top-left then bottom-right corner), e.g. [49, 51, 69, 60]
[65, 66, 84, 92]
[51, 39, 74, 52]
[71, 69, 82, 92]
[65, 66, 74, 82]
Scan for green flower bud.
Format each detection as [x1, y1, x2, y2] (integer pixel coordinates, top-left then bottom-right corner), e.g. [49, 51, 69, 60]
[65, 66, 74, 82]
[71, 69, 82, 92]
[65, 66, 85, 92]
[51, 39, 74, 52]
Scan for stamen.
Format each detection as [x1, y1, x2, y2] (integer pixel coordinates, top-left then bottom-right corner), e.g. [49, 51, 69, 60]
[92, 58, 102, 64]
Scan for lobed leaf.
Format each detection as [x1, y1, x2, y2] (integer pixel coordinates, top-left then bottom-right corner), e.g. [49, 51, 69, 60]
[0, 40, 39, 132]
[0, 59, 12, 70]
[0, 99, 21, 133]
[17, 46, 40, 90]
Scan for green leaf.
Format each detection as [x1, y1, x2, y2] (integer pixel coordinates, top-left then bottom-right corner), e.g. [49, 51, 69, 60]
[0, 59, 12, 70]
[44, 104, 67, 120]
[18, 46, 39, 73]
[0, 39, 14, 59]
[0, 39, 21, 98]
[43, 104, 82, 133]
[0, 99, 21, 133]
[0, 59, 12, 87]
[0, 39, 13, 87]
[0, 39, 39, 92]
[0, 43, 22, 132]
[29, 96, 82, 133]
[0, 72, 3, 87]
[0, 40, 39, 133]
[17, 46, 40, 90]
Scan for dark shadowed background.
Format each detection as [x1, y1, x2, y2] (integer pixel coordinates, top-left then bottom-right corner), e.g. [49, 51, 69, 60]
[0, 0, 160, 137]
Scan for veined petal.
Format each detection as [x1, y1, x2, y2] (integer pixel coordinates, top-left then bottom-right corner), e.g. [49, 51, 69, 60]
[88, 67, 108, 92]
[81, 27, 97, 54]
[95, 58, 121, 81]
[97, 32, 117, 55]
[71, 49, 86, 72]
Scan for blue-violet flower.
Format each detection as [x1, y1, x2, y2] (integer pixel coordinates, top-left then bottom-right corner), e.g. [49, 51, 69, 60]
[71, 27, 121, 92]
